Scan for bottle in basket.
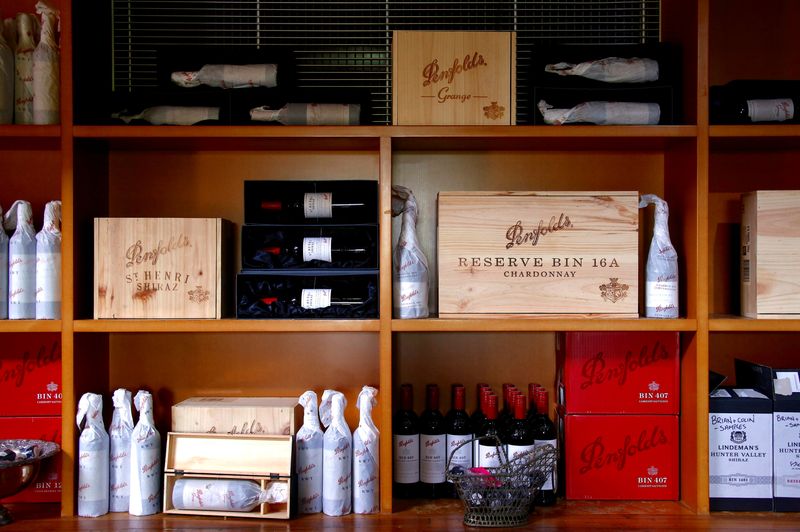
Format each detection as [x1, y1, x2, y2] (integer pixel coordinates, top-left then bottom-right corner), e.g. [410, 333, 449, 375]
[470, 385, 492, 466]
[419, 384, 447, 499]
[444, 384, 472, 498]
[532, 389, 557, 506]
[392, 384, 419, 499]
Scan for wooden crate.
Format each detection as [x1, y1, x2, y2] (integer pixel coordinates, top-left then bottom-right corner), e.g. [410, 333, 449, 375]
[164, 432, 293, 519]
[438, 191, 639, 317]
[172, 397, 302, 435]
[94, 218, 232, 319]
[392, 31, 516, 125]
[741, 190, 800, 318]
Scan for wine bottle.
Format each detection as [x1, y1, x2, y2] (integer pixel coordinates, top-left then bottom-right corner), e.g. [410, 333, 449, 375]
[737, 98, 796, 123]
[392, 384, 419, 499]
[444, 384, 472, 498]
[14, 13, 35, 124]
[470, 385, 491, 466]
[710, 80, 800, 124]
[506, 395, 536, 461]
[476, 394, 503, 469]
[250, 103, 360, 125]
[419, 384, 447, 499]
[171, 63, 278, 89]
[259, 238, 368, 264]
[526, 383, 542, 422]
[259, 193, 367, 220]
[0, 26, 12, 125]
[32, 2, 60, 125]
[260, 289, 364, 309]
[532, 389, 557, 507]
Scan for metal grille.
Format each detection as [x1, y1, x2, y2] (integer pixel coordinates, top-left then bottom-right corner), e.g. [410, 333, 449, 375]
[112, 1, 660, 124]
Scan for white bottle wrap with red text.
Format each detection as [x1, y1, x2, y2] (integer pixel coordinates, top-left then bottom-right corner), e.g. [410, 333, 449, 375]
[129, 390, 162, 516]
[35, 200, 61, 319]
[320, 390, 351, 516]
[639, 194, 679, 318]
[296, 390, 323, 514]
[32, 1, 59, 125]
[109, 388, 133, 512]
[13, 13, 35, 124]
[0, 204, 8, 319]
[5, 200, 37, 319]
[391, 185, 429, 318]
[76, 392, 110, 517]
[352, 386, 379, 514]
[171, 478, 286, 511]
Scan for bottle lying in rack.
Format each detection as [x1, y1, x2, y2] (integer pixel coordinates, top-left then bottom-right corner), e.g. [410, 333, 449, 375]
[250, 103, 360, 125]
[260, 290, 363, 310]
[171, 64, 278, 89]
[259, 194, 367, 220]
[241, 226, 377, 270]
[538, 99, 661, 125]
[710, 80, 800, 124]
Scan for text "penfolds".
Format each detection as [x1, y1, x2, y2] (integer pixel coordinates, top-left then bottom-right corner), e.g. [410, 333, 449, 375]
[506, 214, 572, 249]
[422, 52, 487, 87]
[125, 234, 191, 267]
[579, 425, 669, 474]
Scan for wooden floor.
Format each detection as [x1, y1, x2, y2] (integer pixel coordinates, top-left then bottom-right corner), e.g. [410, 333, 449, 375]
[2, 500, 799, 530]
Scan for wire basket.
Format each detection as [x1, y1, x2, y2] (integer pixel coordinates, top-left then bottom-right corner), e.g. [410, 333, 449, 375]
[446, 436, 557, 528]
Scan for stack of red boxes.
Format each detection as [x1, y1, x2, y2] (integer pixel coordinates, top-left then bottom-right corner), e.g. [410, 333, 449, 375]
[0, 334, 62, 503]
[557, 332, 680, 500]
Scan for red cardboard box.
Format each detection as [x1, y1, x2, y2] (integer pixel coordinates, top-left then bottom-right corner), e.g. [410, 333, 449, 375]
[564, 414, 679, 500]
[0, 334, 62, 416]
[0, 416, 62, 503]
[558, 332, 680, 414]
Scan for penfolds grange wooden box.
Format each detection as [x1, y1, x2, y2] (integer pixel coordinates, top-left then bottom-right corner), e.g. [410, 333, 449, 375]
[392, 31, 516, 125]
[164, 432, 293, 519]
[438, 191, 639, 317]
[94, 218, 233, 319]
[172, 397, 302, 436]
[741, 190, 800, 318]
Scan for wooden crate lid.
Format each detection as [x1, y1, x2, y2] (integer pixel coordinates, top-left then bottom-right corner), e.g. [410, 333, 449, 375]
[173, 397, 299, 409]
[166, 432, 292, 476]
[439, 190, 639, 198]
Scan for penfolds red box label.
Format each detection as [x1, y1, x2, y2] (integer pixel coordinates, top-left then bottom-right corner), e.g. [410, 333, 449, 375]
[564, 414, 679, 500]
[0, 416, 62, 503]
[0, 334, 62, 416]
[558, 332, 679, 414]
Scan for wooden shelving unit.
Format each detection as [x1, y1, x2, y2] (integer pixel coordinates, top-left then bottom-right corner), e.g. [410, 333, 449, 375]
[3, 0, 800, 522]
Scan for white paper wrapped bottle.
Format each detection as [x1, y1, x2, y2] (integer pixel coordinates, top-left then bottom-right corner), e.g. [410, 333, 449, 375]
[109, 388, 134, 512]
[538, 100, 660, 125]
[171, 63, 277, 89]
[4, 200, 36, 319]
[639, 194, 679, 318]
[296, 390, 323, 514]
[544, 57, 659, 83]
[32, 1, 59, 125]
[129, 390, 162, 516]
[0, 28, 13, 124]
[0, 204, 8, 320]
[352, 386, 379, 514]
[319, 389, 351, 516]
[14, 13, 36, 124]
[172, 479, 287, 511]
[391, 185, 429, 318]
[249, 103, 360, 125]
[76, 392, 109, 517]
[35, 200, 60, 319]
[2, 19, 17, 51]
[114, 105, 219, 126]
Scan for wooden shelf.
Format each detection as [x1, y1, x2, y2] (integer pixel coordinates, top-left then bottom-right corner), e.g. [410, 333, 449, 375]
[0, 125, 61, 138]
[392, 318, 698, 332]
[0, 320, 62, 333]
[710, 315, 800, 332]
[73, 319, 380, 333]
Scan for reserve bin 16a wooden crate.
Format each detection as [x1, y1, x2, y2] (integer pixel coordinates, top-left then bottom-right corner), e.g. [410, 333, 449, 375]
[741, 190, 800, 318]
[438, 191, 640, 317]
[164, 432, 293, 519]
[94, 218, 232, 319]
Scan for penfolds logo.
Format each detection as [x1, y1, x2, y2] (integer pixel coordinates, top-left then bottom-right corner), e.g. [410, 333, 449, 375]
[400, 290, 419, 303]
[301, 492, 320, 504]
[358, 474, 377, 487]
[579, 425, 669, 474]
[505, 214, 572, 249]
[338, 473, 351, 485]
[110, 481, 128, 492]
[0, 339, 61, 389]
[422, 52, 487, 87]
[580, 342, 670, 389]
[299, 463, 317, 474]
[397, 438, 414, 448]
[142, 458, 159, 473]
[425, 438, 441, 448]
[125, 234, 190, 268]
[334, 442, 350, 455]
[110, 451, 129, 463]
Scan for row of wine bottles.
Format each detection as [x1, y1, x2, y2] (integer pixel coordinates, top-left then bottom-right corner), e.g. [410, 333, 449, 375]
[392, 382, 558, 505]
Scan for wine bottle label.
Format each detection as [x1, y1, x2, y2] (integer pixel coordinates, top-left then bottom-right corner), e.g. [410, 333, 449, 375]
[419, 434, 446, 483]
[304, 192, 333, 218]
[394, 281, 427, 311]
[478, 443, 503, 468]
[747, 98, 794, 122]
[507, 443, 536, 461]
[302, 237, 333, 262]
[446, 434, 472, 481]
[307, 104, 353, 126]
[645, 280, 678, 317]
[301, 289, 332, 309]
[535, 439, 558, 490]
[393, 434, 420, 484]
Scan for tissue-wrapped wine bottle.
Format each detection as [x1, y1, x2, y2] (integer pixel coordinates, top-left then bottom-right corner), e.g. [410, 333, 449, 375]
[296, 390, 323, 514]
[129, 390, 162, 516]
[5, 200, 36, 319]
[109, 388, 134, 512]
[353, 386, 379, 514]
[35, 200, 61, 319]
[76, 393, 110, 517]
[32, 1, 60, 125]
[320, 390, 351, 516]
